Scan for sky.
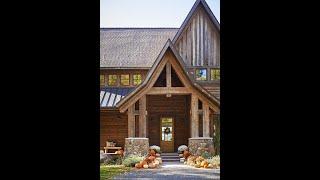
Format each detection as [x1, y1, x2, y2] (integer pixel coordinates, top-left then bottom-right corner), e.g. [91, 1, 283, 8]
[100, 0, 220, 28]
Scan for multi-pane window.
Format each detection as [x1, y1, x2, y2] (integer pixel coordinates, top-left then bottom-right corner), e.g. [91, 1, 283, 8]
[211, 69, 220, 80]
[100, 75, 105, 86]
[195, 69, 207, 81]
[108, 75, 117, 86]
[133, 74, 142, 85]
[120, 74, 130, 86]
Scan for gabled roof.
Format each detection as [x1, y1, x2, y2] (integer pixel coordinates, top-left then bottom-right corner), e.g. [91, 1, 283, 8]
[116, 39, 220, 112]
[100, 87, 134, 108]
[100, 28, 178, 68]
[172, 0, 220, 43]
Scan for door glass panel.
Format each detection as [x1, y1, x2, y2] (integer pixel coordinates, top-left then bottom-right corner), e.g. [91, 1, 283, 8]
[161, 118, 173, 141]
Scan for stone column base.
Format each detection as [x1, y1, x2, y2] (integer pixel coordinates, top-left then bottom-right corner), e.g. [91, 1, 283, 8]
[188, 137, 214, 156]
[124, 138, 149, 157]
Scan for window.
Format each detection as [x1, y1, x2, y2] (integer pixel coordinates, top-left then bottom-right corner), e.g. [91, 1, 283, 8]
[100, 75, 105, 86]
[211, 69, 220, 80]
[108, 75, 117, 86]
[120, 74, 130, 86]
[195, 69, 207, 81]
[133, 74, 142, 85]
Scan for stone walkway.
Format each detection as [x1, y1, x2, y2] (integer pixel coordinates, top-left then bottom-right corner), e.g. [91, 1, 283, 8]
[113, 162, 220, 179]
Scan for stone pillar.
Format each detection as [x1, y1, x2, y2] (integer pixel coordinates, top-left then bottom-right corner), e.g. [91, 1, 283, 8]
[203, 101, 210, 137]
[191, 93, 199, 137]
[139, 95, 147, 137]
[124, 138, 149, 157]
[188, 137, 214, 156]
[127, 104, 135, 137]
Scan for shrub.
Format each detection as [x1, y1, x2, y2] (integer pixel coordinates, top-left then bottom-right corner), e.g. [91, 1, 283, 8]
[178, 145, 188, 153]
[149, 145, 161, 153]
[207, 155, 220, 166]
[122, 154, 145, 167]
[201, 151, 211, 159]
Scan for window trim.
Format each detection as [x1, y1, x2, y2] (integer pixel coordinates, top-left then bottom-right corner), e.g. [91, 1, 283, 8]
[195, 68, 208, 81]
[133, 74, 142, 86]
[100, 74, 105, 87]
[108, 74, 118, 86]
[120, 74, 130, 86]
[210, 68, 220, 81]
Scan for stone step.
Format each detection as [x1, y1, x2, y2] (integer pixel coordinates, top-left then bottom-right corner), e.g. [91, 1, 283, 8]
[162, 159, 180, 162]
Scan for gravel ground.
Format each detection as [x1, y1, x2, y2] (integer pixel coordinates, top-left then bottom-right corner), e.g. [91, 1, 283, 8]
[113, 162, 220, 179]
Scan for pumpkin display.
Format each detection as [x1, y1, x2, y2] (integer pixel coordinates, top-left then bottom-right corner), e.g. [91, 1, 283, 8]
[135, 163, 142, 168]
[148, 156, 156, 161]
[183, 150, 191, 159]
[148, 163, 156, 168]
[149, 149, 156, 155]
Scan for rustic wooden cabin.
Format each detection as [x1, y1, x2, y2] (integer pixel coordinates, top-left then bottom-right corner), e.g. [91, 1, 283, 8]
[100, 0, 220, 155]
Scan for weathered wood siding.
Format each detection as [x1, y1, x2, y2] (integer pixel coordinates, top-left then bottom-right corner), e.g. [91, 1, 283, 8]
[100, 111, 128, 149]
[175, 4, 220, 68]
[147, 95, 190, 151]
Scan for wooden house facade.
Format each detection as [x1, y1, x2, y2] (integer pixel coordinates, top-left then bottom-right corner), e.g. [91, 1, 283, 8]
[100, 0, 220, 155]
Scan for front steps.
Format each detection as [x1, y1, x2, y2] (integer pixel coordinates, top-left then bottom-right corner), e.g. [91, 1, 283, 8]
[161, 152, 180, 162]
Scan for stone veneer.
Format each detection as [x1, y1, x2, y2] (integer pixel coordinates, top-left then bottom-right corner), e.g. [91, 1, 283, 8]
[188, 137, 214, 155]
[124, 138, 149, 157]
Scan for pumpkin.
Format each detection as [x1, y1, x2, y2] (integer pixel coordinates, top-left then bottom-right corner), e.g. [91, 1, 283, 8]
[141, 160, 148, 166]
[155, 153, 160, 157]
[207, 164, 213, 168]
[154, 160, 160, 165]
[183, 151, 190, 159]
[143, 164, 149, 169]
[148, 156, 156, 161]
[148, 163, 156, 168]
[201, 161, 208, 167]
[135, 163, 142, 168]
[149, 149, 156, 155]
[203, 164, 208, 168]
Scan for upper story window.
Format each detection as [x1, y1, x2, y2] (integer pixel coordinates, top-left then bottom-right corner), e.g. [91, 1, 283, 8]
[211, 69, 220, 80]
[133, 74, 142, 86]
[120, 74, 130, 86]
[100, 75, 105, 86]
[108, 75, 117, 86]
[195, 69, 207, 81]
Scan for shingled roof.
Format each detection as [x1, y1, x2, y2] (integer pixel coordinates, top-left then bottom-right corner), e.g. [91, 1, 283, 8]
[100, 28, 178, 68]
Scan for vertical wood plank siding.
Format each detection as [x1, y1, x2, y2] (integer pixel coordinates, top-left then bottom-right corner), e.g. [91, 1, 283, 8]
[175, 6, 220, 68]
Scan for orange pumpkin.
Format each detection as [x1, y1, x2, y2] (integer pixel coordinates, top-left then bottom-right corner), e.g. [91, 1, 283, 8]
[148, 156, 156, 161]
[135, 163, 142, 168]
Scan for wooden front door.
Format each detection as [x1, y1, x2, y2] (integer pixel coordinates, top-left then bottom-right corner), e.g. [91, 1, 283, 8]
[160, 117, 174, 152]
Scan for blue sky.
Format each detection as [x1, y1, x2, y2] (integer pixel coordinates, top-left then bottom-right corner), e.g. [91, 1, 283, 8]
[100, 0, 220, 28]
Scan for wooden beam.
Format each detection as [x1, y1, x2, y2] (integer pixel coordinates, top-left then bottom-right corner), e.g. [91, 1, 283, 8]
[127, 104, 135, 138]
[166, 62, 171, 87]
[191, 93, 199, 137]
[203, 101, 210, 137]
[147, 87, 190, 95]
[139, 95, 147, 137]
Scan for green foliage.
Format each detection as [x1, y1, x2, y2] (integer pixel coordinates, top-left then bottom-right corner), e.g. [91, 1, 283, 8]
[207, 155, 220, 166]
[122, 154, 145, 167]
[201, 151, 211, 159]
[100, 165, 130, 180]
[104, 156, 122, 165]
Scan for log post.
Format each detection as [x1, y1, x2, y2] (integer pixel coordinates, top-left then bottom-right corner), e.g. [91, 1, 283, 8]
[139, 95, 147, 137]
[203, 101, 210, 137]
[191, 93, 199, 137]
[127, 104, 135, 137]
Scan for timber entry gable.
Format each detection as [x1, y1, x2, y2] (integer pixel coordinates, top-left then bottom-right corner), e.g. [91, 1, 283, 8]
[116, 39, 220, 113]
